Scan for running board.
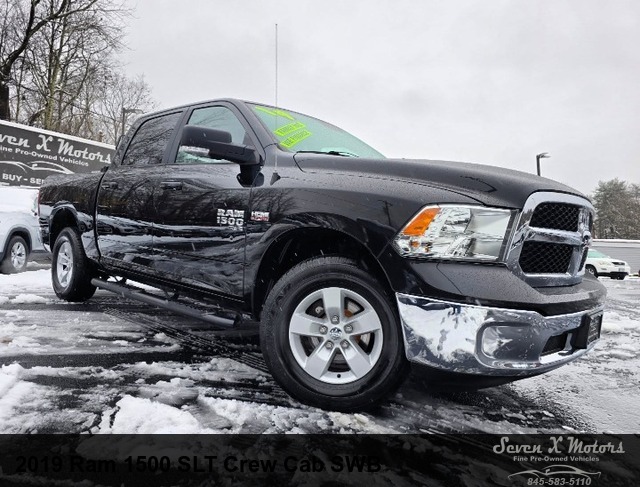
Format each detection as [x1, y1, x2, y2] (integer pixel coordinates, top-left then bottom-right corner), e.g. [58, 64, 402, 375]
[91, 278, 237, 328]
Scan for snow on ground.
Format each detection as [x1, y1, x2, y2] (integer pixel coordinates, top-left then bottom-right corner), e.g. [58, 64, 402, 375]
[0, 269, 401, 434]
[0, 268, 639, 434]
[0, 268, 52, 296]
[511, 277, 640, 433]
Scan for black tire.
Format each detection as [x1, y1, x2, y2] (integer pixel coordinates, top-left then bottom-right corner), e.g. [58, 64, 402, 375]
[51, 227, 97, 302]
[585, 265, 598, 278]
[0, 235, 29, 274]
[260, 256, 409, 412]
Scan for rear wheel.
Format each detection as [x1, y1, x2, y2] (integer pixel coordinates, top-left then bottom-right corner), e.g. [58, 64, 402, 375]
[1, 236, 28, 274]
[51, 227, 96, 302]
[260, 256, 409, 411]
[585, 265, 598, 278]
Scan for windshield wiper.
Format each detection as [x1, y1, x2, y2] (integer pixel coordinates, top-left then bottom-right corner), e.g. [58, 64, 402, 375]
[295, 150, 359, 158]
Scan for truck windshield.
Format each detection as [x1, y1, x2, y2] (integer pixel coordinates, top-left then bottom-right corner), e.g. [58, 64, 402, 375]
[250, 104, 385, 159]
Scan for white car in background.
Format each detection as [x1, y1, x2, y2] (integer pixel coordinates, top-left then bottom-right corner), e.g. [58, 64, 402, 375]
[585, 248, 631, 280]
[0, 187, 47, 273]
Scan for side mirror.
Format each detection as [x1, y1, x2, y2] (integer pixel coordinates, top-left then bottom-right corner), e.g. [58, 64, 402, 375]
[180, 125, 260, 166]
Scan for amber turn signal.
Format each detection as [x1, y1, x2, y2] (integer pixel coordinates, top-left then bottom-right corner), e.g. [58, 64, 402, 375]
[401, 207, 441, 237]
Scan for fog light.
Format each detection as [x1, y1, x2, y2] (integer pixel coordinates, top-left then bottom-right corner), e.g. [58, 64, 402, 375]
[482, 325, 529, 359]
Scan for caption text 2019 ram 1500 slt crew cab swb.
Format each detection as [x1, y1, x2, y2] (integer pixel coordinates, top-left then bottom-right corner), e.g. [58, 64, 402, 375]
[38, 99, 606, 411]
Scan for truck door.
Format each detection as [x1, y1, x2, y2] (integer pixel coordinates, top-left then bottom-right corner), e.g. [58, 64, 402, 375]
[151, 105, 256, 299]
[95, 111, 182, 273]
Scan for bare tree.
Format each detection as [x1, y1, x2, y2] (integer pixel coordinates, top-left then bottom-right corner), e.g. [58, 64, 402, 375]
[0, 0, 118, 121]
[23, 0, 127, 126]
[93, 72, 156, 144]
[2, 0, 154, 145]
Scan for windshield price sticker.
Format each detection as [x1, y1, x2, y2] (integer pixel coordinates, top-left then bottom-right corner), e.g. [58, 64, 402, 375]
[274, 121, 306, 137]
[253, 105, 313, 148]
[254, 106, 294, 120]
[280, 129, 312, 148]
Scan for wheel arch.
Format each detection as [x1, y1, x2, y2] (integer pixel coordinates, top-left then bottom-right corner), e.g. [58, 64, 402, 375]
[49, 206, 80, 246]
[585, 263, 598, 277]
[251, 226, 395, 320]
[2, 226, 32, 256]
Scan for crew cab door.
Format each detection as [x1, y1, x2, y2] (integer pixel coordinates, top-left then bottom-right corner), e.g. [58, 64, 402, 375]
[151, 104, 258, 299]
[95, 111, 182, 271]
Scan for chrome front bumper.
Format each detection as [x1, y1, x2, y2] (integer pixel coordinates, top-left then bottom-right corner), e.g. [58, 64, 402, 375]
[396, 293, 603, 376]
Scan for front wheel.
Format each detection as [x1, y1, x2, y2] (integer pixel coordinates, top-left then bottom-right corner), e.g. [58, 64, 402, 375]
[51, 227, 97, 302]
[260, 257, 409, 411]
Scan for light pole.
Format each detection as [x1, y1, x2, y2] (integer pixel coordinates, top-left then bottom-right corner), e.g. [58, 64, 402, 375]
[536, 152, 550, 176]
[120, 107, 143, 140]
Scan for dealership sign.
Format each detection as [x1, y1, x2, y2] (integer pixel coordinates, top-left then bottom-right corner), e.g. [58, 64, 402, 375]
[0, 120, 114, 188]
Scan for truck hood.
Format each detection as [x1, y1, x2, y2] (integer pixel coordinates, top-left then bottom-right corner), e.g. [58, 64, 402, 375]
[293, 154, 587, 209]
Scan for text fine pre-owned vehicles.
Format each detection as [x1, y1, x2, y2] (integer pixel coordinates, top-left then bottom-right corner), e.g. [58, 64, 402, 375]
[38, 99, 607, 411]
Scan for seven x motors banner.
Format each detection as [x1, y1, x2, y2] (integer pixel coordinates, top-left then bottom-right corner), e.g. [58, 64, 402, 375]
[0, 120, 114, 188]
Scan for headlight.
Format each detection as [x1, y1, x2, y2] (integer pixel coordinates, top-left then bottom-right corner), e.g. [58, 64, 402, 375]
[393, 205, 514, 261]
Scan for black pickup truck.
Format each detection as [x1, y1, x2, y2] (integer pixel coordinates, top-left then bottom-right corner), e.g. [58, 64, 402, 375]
[39, 99, 606, 411]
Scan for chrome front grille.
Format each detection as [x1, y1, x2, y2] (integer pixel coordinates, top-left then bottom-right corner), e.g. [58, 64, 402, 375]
[529, 203, 581, 232]
[519, 241, 574, 274]
[578, 248, 589, 271]
[506, 192, 595, 287]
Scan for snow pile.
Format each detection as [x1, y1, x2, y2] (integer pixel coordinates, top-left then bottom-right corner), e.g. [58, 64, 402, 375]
[95, 392, 399, 435]
[97, 395, 218, 434]
[138, 377, 199, 407]
[0, 269, 52, 296]
[0, 363, 24, 395]
[10, 294, 49, 304]
[130, 357, 266, 383]
[0, 364, 45, 433]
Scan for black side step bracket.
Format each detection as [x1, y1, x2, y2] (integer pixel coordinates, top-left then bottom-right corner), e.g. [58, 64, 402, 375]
[91, 278, 237, 328]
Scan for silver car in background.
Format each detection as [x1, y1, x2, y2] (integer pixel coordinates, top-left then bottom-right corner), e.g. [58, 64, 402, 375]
[0, 187, 47, 273]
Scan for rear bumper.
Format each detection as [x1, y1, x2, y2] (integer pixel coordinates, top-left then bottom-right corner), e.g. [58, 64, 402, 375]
[396, 292, 604, 376]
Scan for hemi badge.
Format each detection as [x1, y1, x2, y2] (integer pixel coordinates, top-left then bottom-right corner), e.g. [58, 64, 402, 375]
[250, 211, 270, 222]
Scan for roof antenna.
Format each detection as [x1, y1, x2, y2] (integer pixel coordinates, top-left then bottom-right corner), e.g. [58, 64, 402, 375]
[275, 23, 279, 112]
[271, 23, 281, 185]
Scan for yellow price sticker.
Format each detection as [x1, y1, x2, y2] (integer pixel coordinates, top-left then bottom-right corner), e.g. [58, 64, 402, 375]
[281, 129, 312, 148]
[275, 121, 306, 137]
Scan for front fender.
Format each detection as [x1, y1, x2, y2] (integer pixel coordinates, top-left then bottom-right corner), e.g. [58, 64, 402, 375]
[48, 203, 97, 259]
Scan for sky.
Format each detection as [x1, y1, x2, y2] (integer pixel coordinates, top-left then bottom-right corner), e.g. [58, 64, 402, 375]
[121, 0, 640, 195]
